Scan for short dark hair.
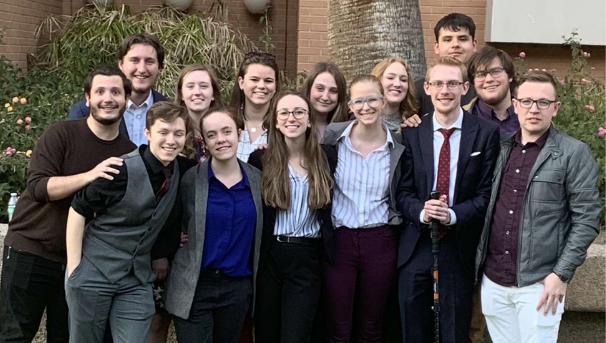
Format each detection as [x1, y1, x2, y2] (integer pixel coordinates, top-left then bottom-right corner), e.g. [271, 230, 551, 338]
[145, 102, 192, 132]
[118, 33, 165, 69]
[468, 46, 516, 88]
[434, 13, 476, 41]
[514, 71, 559, 99]
[84, 65, 132, 97]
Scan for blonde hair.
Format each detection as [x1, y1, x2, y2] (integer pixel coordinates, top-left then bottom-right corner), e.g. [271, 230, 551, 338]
[371, 57, 417, 119]
[425, 56, 468, 83]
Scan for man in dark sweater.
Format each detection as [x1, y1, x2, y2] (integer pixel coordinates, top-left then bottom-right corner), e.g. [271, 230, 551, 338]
[65, 102, 190, 343]
[68, 33, 169, 146]
[0, 66, 136, 343]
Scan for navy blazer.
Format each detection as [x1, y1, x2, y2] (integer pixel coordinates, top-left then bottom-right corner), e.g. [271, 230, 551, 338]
[396, 111, 499, 274]
[67, 89, 169, 138]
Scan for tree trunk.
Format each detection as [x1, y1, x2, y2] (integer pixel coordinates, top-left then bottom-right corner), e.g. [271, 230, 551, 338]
[328, 0, 427, 83]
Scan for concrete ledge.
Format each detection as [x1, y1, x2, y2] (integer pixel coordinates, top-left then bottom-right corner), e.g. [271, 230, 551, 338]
[565, 243, 605, 312]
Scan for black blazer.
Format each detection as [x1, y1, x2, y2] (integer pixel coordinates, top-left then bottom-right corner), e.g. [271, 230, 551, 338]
[396, 111, 499, 274]
[248, 146, 337, 266]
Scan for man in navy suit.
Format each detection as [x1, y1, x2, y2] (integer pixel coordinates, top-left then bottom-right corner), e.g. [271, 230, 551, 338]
[396, 57, 499, 343]
[68, 33, 168, 146]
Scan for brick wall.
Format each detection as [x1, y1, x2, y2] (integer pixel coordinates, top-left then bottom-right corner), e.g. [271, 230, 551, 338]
[1, 0, 298, 75]
[295, 0, 604, 80]
[0, 0, 67, 70]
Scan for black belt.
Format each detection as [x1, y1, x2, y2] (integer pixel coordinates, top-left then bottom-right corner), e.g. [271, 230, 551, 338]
[275, 235, 321, 247]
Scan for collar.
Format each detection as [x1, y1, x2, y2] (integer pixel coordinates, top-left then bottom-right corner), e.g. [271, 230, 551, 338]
[207, 158, 250, 188]
[432, 108, 464, 131]
[476, 99, 516, 121]
[513, 128, 550, 149]
[127, 90, 154, 109]
[338, 120, 394, 148]
[141, 144, 172, 175]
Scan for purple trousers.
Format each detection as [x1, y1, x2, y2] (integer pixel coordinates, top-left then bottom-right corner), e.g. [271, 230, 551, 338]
[322, 225, 398, 343]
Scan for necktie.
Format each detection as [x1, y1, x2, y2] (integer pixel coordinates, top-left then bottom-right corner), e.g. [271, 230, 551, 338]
[155, 168, 172, 199]
[436, 128, 456, 238]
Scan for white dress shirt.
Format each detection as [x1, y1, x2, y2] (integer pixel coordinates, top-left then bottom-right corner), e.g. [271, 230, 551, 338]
[420, 109, 464, 225]
[332, 121, 393, 229]
[237, 129, 268, 162]
[123, 91, 154, 147]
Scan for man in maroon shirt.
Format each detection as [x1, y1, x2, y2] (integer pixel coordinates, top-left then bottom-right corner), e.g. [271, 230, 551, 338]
[0, 66, 136, 343]
[475, 71, 600, 343]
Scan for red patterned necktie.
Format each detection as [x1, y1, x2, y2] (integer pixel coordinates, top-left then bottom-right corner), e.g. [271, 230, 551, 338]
[436, 128, 456, 238]
[155, 169, 172, 199]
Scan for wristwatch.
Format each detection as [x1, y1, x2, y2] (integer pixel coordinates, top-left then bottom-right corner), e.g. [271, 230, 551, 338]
[554, 272, 570, 283]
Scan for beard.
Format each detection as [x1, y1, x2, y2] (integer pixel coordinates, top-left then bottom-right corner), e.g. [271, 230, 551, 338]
[480, 86, 510, 106]
[90, 104, 125, 126]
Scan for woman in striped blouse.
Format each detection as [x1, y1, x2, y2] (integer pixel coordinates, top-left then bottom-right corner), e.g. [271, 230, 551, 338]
[321, 75, 405, 342]
[248, 90, 335, 343]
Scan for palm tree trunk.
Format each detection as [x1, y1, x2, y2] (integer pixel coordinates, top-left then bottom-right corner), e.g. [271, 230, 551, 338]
[328, 0, 427, 82]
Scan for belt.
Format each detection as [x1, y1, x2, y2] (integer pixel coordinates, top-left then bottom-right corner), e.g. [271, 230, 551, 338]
[275, 235, 321, 247]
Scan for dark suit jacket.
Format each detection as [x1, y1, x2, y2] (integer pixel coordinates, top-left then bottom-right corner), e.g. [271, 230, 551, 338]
[396, 111, 499, 275]
[247, 146, 337, 267]
[67, 89, 169, 138]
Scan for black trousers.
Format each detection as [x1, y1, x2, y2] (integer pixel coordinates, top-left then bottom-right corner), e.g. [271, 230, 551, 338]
[0, 246, 69, 343]
[398, 234, 474, 343]
[173, 270, 252, 343]
[255, 238, 321, 343]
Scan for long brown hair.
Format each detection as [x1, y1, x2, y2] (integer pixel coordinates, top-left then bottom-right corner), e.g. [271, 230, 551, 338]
[371, 58, 417, 119]
[229, 52, 281, 123]
[261, 90, 332, 210]
[300, 62, 350, 123]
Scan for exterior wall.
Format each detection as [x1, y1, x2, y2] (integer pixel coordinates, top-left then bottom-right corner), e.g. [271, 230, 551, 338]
[295, 0, 605, 81]
[1, 0, 299, 75]
[0, 0, 68, 70]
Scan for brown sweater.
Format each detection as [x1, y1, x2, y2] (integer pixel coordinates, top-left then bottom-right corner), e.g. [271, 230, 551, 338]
[4, 118, 136, 264]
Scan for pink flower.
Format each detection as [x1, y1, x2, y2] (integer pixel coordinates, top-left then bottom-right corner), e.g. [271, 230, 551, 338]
[25, 125, 31, 131]
[24, 117, 31, 124]
[581, 78, 590, 85]
[559, 78, 565, 85]
[519, 52, 526, 58]
[585, 105, 595, 111]
[4, 147, 15, 155]
[588, 53, 591, 58]
[598, 127, 605, 137]
[541, 69, 547, 72]
[16, 119, 23, 125]
[591, 67, 596, 70]
[528, 68, 533, 72]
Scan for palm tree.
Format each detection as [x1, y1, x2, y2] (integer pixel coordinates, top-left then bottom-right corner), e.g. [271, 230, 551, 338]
[328, 0, 427, 82]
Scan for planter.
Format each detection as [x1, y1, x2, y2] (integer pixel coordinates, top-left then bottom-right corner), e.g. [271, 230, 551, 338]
[164, 0, 193, 11]
[243, 0, 270, 14]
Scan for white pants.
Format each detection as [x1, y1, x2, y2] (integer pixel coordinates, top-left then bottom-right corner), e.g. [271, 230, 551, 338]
[481, 274, 564, 343]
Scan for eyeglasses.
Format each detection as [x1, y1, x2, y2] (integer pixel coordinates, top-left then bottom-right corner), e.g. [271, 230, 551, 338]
[245, 52, 276, 61]
[473, 67, 505, 81]
[348, 96, 384, 110]
[515, 98, 557, 109]
[277, 109, 309, 120]
[427, 81, 464, 90]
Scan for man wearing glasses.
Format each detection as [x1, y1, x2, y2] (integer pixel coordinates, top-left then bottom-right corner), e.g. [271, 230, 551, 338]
[474, 70, 600, 343]
[396, 57, 499, 343]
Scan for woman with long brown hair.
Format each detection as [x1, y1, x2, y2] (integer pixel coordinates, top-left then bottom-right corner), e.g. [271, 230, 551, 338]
[230, 52, 280, 162]
[300, 62, 350, 139]
[248, 90, 335, 343]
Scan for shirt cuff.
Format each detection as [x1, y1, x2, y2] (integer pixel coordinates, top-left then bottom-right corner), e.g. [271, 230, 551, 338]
[420, 210, 429, 224]
[447, 208, 457, 225]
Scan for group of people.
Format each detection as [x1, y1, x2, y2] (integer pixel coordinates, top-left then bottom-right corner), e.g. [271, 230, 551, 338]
[0, 11, 600, 343]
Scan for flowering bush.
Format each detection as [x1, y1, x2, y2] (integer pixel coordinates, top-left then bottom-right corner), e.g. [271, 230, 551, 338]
[516, 31, 605, 227]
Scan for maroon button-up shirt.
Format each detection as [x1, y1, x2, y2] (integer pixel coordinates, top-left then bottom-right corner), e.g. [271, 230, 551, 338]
[484, 130, 549, 286]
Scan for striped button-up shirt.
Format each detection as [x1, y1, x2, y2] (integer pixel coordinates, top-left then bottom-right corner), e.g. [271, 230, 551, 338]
[123, 91, 153, 147]
[332, 121, 393, 229]
[237, 129, 268, 162]
[273, 164, 321, 238]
